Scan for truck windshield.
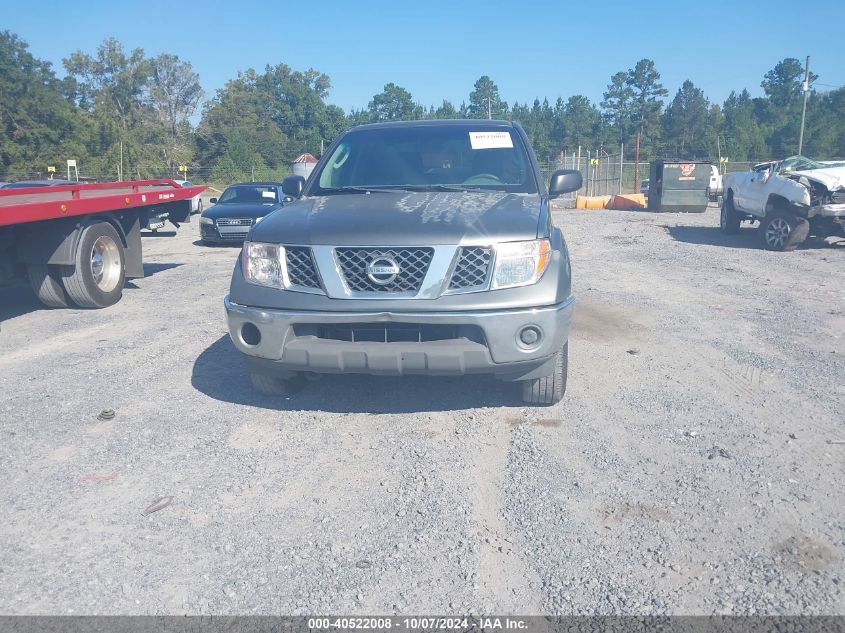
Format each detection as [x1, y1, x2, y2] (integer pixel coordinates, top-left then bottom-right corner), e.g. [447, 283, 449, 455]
[311, 126, 537, 195]
[218, 185, 279, 204]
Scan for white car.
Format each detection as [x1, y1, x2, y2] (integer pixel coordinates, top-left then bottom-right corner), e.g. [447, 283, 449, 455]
[720, 155, 845, 250]
[173, 179, 203, 214]
[708, 165, 723, 202]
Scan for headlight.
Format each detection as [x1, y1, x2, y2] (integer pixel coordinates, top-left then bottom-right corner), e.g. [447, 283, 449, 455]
[491, 239, 552, 289]
[242, 242, 283, 288]
[200, 216, 214, 225]
[254, 215, 265, 224]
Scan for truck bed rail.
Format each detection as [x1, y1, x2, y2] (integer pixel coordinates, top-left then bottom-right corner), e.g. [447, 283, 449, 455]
[0, 179, 207, 227]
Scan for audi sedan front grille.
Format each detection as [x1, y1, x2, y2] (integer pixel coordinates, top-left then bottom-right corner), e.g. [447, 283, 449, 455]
[285, 246, 321, 289]
[449, 246, 492, 290]
[216, 218, 254, 226]
[335, 247, 434, 293]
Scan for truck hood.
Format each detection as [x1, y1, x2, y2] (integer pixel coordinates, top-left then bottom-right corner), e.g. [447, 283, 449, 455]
[786, 166, 845, 190]
[250, 191, 543, 245]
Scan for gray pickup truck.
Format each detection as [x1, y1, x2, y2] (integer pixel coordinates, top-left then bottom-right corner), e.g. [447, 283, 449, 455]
[224, 120, 582, 404]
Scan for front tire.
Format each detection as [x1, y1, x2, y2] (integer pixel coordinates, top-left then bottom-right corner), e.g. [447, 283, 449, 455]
[249, 370, 306, 396]
[61, 222, 126, 308]
[759, 211, 809, 252]
[27, 264, 73, 308]
[720, 194, 741, 234]
[521, 342, 568, 406]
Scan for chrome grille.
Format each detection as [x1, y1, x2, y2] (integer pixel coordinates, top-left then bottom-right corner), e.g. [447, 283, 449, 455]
[216, 218, 254, 226]
[449, 246, 492, 290]
[335, 247, 434, 293]
[285, 246, 321, 289]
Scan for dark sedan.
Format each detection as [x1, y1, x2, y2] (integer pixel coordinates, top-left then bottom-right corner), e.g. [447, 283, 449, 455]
[199, 182, 284, 244]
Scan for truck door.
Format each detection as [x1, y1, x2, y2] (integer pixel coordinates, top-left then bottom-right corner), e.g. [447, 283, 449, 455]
[738, 164, 773, 216]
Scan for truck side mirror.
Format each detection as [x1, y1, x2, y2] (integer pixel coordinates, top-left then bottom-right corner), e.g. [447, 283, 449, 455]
[209, 197, 218, 204]
[548, 169, 583, 198]
[282, 175, 306, 198]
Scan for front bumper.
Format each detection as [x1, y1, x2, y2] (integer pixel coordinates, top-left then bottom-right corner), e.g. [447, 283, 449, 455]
[811, 203, 845, 218]
[200, 223, 250, 242]
[224, 295, 575, 380]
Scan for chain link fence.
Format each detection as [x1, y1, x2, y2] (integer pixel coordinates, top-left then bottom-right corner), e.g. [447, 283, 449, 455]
[537, 151, 654, 206]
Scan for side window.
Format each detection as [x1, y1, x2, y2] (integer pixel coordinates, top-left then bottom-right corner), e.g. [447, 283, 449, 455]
[319, 142, 353, 188]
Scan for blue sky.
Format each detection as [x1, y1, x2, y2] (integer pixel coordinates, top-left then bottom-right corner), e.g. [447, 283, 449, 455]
[4, 0, 844, 114]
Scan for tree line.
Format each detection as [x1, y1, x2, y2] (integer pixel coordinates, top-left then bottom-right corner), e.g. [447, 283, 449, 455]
[2, 31, 843, 183]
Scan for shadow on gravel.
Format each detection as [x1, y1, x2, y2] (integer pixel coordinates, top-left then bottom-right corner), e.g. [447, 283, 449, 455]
[0, 263, 184, 318]
[666, 226, 763, 249]
[142, 262, 183, 276]
[0, 284, 41, 322]
[192, 240, 243, 248]
[191, 335, 520, 412]
[669, 225, 845, 251]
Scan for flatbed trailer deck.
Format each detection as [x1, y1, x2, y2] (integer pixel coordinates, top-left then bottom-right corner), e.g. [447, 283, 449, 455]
[0, 179, 206, 309]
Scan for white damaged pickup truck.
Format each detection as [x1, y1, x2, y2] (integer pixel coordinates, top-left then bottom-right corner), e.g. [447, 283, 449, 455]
[720, 155, 845, 251]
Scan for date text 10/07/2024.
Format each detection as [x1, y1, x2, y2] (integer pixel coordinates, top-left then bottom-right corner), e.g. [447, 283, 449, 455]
[307, 617, 529, 630]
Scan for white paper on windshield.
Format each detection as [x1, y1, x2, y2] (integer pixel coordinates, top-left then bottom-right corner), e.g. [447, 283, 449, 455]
[261, 191, 276, 199]
[469, 131, 513, 150]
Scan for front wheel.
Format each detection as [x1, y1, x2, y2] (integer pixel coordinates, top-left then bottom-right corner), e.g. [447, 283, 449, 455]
[61, 222, 126, 308]
[720, 194, 741, 234]
[520, 342, 568, 406]
[249, 370, 306, 396]
[759, 212, 809, 252]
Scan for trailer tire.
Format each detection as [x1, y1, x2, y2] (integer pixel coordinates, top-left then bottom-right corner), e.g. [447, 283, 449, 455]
[61, 222, 126, 308]
[520, 342, 568, 406]
[27, 264, 73, 308]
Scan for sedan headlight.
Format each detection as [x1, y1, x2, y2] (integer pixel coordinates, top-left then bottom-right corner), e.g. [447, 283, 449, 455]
[491, 239, 552, 289]
[200, 216, 214, 225]
[243, 242, 283, 288]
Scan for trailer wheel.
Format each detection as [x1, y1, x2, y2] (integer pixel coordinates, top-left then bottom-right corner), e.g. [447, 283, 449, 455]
[759, 212, 809, 252]
[61, 222, 126, 308]
[27, 264, 73, 308]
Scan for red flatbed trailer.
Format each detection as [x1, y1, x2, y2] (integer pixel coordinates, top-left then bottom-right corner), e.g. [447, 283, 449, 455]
[0, 179, 207, 309]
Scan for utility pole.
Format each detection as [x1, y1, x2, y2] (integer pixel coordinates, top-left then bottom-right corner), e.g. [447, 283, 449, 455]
[717, 135, 722, 173]
[798, 55, 811, 155]
[634, 130, 641, 192]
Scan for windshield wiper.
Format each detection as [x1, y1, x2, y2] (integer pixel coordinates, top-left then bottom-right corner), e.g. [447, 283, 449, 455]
[394, 184, 491, 192]
[319, 186, 402, 194]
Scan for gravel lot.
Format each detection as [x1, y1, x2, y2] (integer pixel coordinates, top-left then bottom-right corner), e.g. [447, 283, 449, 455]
[0, 204, 843, 615]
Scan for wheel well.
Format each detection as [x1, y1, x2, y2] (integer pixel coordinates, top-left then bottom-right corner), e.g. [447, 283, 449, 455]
[766, 194, 807, 218]
[14, 213, 135, 267]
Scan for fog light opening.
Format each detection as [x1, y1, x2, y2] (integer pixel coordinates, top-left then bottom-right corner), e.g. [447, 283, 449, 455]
[241, 322, 262, 346]
[519, 326, 542, 347]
